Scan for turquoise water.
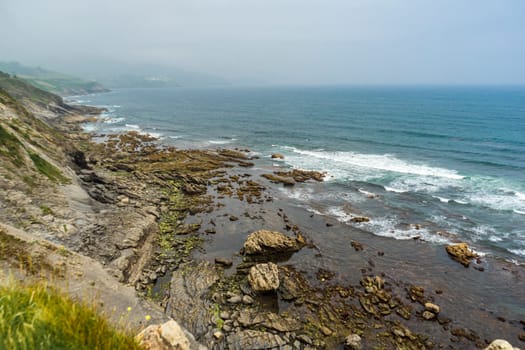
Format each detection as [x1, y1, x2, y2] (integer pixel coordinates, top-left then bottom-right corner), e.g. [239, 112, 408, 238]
[73, 86, 525, 261]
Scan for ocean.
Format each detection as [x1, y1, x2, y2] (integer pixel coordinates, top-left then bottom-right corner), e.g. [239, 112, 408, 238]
[70, 85, 525, 263]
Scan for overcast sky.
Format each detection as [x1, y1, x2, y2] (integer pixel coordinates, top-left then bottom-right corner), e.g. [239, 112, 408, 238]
[1, 0, 524, 85]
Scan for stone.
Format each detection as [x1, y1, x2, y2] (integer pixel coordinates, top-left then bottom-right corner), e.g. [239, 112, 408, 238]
[242, 295, 255, 304]
[350, 216, 370, 223]
[271, 153, 285, 159]
[227, 295, 243, 304]
[243, 230, 300, 255]
[484, 339, 521, 350]
[213, 331, 224, 340]
[214, 257, 233, 267]
[446, 243, 478, 267]
[320, 326, 332, 336]
[166, 261, 220, 341]
[227, 330, 286, 350]
[422, 311, 436, 320]
[136, 320, 190, 350]
[248, 262, 280, 292]
[425, 302, 440, 314]
[344, 334, 362, 350]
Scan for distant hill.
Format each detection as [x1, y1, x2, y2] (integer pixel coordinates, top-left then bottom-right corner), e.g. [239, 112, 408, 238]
[0, 61, 109, 96]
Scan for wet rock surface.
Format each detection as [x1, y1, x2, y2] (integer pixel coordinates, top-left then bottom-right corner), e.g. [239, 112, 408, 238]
[446, 243, 479, 267]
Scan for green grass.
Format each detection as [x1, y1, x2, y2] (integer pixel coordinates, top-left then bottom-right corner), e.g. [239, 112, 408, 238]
[0, 124, 24, 167]
[0, 281, 143, 350]
[29, 153, 70, 184]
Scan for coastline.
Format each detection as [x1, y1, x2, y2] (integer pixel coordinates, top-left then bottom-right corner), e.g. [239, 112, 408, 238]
[1, 86, 524, 349]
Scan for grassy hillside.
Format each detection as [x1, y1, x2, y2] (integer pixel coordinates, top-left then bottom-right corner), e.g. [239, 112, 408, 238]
[0, 62, 108, 96]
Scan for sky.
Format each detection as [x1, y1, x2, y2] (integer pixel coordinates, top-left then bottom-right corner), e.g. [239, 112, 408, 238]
[1, 0, 524, 85]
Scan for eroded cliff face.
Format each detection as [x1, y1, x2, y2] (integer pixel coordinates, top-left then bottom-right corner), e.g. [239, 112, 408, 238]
[0, 74, 170, 332]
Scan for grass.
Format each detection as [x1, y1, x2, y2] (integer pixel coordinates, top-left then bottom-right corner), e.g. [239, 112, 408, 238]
[29, 153, 70, 184]
[0, 281, 143, 350]
[0, 124, 24, 167]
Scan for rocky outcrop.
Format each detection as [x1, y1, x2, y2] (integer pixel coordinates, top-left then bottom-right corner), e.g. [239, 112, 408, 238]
[248, 262, 280, 292]
[243, 230, 301, 256]
[136, 320, 191, 350]
[271, 153, 285, 159]
[483, 339, 521, 350]
[166, 261, 220, 345]
[446, 243, 478, 267]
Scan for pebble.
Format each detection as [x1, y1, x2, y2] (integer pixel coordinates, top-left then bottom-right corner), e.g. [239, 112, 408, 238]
[219, 311, 230, 320]
[213, 331, 224, 340]
[320, 326, 332, 336]
[242, 295, 254, 304]
[424, 302, 440, 314]
[422, 311, 436, 320]
[227, 295, 242, 304]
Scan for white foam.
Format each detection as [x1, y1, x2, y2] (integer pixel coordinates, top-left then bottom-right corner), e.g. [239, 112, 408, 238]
[508, 248, 525, 257]
[355, 216, 451, 244]
[514, 209, 525, 215]
[384, 186, 407, 193]
[125, 124, 140, 129]
[358, 188, 377, 198]
[286, 147, 464, 180]
[103, 117, 125, 124]
[433, 196, 450, 203]
[515, 191, 525, 201]
[209, 140, 231, 145]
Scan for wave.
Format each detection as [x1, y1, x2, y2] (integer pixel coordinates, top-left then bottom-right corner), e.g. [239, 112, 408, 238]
[125, 124, 140, 129]
[508, 248, 525, 257]
[284, 147, 464, 180]
[383, 186, 407, 193]
[103, 117, 125, 124]
[433, 196, 450, 203]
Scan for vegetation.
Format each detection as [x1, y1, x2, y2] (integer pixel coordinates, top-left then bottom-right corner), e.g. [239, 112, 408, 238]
[0, 281, 143, 350]
[0, 125, 24, 166]
[29, 153, 70, 184]
[0, 62, 108, 96]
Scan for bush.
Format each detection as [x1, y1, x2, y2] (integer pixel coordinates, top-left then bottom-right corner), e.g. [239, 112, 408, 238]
[0, 281, 143, 350]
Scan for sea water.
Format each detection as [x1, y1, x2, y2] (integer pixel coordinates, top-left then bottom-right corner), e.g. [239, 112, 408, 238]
[71, 86, 525, 262]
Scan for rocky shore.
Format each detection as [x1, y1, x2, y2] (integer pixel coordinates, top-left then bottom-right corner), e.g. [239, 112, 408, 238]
[1, 77, 524, 349]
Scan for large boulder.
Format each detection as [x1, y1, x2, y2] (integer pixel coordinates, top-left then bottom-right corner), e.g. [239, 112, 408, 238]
[446, 243, 478, 267]
[136, 320, 190, 350]
[248, 262, 280, 292]
[243, 230, 301, 255]
[483, 339, 520, 350]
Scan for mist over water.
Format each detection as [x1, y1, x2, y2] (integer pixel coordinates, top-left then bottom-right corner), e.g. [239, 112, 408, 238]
[72, 86, 525, 261]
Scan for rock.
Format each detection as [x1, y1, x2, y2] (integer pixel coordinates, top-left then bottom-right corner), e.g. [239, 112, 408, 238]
[227, 330, 285, 350]
[227, 295, 243, 304]
[166, 261, 220, 343]
[484, 339, 521, 350]
[214, 257, 233, 267]
[229, 215, 239, 221]
[344, 333, 362, 350]
[248, 262, 280, 292]
[422, 311, 436, 320]
[320, 326, 333, 336]
[446, 243, 478, 267]
[519, 333, 525, 341]
[242, 295, 255, 304]
[350, 216, 370, 223]
[136, 320, 190, 350]
[425, 302, 440, 314]
[271, 153, 285, 159]
[351, 240, 364, 251]
[213, 331, 224, 340]
[243, 230, 301, 256]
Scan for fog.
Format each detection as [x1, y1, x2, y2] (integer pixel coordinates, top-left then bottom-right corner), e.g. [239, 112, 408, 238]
[1, 0, 524, 85]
